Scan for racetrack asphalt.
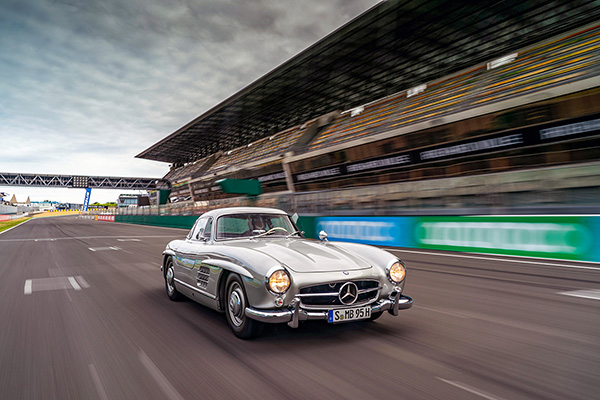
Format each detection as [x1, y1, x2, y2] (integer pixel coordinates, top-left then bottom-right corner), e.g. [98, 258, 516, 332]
[1, 216, 598, 400]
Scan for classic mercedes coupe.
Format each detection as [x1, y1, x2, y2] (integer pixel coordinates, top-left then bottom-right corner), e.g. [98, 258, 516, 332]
[161, 207, 413, 338]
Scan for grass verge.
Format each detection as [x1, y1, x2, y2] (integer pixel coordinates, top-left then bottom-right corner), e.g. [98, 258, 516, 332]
[0, 217, 32, 234]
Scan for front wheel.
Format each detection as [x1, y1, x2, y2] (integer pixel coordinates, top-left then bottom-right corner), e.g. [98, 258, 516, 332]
[225, 274, 263, 339]
[164, 257, 180, 301]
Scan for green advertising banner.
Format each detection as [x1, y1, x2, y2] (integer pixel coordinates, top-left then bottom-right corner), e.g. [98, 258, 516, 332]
[414, 216, 597, 262]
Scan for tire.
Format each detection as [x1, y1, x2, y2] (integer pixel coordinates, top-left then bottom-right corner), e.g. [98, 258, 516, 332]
[164, 257, 180, 301]
[225, 274, 263, 339]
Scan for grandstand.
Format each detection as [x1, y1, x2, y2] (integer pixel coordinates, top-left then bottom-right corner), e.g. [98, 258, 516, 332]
[137, 1, 600, 214]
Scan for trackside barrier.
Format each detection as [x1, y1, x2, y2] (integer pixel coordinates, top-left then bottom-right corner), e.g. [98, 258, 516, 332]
[305, 215, 600, 263]
[93, 214, 195, 229]
[0, 214, 29, 221]
[113, 215, 197, 230]
[96, 215, 115, 222]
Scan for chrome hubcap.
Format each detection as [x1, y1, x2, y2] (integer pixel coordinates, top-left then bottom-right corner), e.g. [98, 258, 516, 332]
[166, 267, 175, 294]
[228, 283, 245, 327]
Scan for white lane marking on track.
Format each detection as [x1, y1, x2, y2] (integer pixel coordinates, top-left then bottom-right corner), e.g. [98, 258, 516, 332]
[386, 248, 600, 271]
[417, 305, 470, 318]
[0, 235, 179, 243]
[0, 218, 32, 236]
[24, 280, 32, 295]
[89, 364, 110, 400]
[437, 378, 504, 400]
[76, 276, 90, 288]
[88, 246, 121, 252]
[559, 289, 600, 300]
[68, 277, 81, 291]
[23, 276, 89, 295]
[117, 238, 141, 242]
[139, 350, 185, 400]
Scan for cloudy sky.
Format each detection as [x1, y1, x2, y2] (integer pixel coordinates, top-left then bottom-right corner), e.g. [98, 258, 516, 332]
[0, 0, 380, 204]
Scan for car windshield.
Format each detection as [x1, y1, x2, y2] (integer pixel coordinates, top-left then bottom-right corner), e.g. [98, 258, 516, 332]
[216, 213, 298, 240]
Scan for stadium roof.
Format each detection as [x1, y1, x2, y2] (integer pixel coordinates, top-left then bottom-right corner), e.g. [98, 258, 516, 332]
[137, 0, 600, 164]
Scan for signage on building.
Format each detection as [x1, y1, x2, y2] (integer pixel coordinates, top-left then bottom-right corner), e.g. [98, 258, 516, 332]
[292, 113, 600, 184]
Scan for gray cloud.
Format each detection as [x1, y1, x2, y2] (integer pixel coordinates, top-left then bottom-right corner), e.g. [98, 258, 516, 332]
[0, 0, 380, 202]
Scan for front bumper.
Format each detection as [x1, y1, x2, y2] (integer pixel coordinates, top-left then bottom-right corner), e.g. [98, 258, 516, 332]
[245, 292, 413, 328]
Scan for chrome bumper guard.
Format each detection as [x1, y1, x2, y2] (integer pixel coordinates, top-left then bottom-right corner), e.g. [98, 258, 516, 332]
[245, 293, 413, 328]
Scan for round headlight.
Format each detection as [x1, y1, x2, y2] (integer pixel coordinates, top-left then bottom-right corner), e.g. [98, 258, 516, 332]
[388, 261, 406, 284]
[268, 270, 290, 294]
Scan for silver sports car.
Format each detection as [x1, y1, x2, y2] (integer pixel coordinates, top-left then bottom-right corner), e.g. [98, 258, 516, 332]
[161, 207, 413, 338]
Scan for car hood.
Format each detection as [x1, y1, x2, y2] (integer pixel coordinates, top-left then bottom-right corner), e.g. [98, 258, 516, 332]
[221, 238, 372, 273]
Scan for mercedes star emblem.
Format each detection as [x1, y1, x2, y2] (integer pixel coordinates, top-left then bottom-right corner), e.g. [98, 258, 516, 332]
[339, 282, 358, 305]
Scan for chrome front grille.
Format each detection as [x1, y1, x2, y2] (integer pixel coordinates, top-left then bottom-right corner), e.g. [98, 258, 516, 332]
[297, 280, 380, 310]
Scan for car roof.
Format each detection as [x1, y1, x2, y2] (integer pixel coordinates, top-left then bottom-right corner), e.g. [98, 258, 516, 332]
[200, 207, 288, 219]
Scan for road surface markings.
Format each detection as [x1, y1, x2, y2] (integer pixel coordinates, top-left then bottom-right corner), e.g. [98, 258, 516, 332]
[387, 248, 600, 271]
[117, 238, 141, 242]
[24, 276, 89, 295]
[417, 305, 470, 318]
[34, 238, 56, 242]
[68, 277, 81, 291]
[89, 364, 109, 400]
[139, 350, 185, 400]
[24, 280, 32, 295]
[0, 235, 179, 243]
[559, 289, 600, 300]
[88, 246, 121, 252]
[0, 218, 32, 236]
[437, 378, 504, 400]
[76, 275, 90, 288]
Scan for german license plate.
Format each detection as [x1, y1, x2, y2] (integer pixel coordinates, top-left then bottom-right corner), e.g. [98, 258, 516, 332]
[328, 305, 371, 323]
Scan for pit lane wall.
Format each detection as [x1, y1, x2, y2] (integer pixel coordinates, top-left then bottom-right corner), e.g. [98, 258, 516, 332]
[100, 214, 197, 229]
[298, 215, 600, 263]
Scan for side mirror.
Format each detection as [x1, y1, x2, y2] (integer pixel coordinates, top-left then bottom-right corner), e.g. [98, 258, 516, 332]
[318, 230, 328, 242]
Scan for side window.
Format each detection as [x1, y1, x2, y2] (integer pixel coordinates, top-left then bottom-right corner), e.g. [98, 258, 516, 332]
[190, 217, 207, 241]
[201, 218, 213, 241]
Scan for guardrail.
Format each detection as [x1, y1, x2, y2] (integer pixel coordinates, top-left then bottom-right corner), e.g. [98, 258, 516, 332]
[0, 213, 29, 221]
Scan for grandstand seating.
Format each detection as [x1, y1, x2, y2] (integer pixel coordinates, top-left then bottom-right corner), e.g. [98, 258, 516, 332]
[304, 24, 600, 152]
[164, 155, 215, 183]
[308, 94, 405, 151]
[204, 125, 305, 175]
[474, 25, 600, 105]
[167, 24, 600, 203]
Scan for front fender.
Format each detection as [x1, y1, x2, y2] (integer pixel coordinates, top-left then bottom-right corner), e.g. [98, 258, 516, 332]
[163, 249, 177, 258]
[161, 249, 177, 273]
[203, 258, 253, 279]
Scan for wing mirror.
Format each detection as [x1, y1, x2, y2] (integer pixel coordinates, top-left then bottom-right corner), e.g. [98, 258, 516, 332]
[318, 230, 328, 242]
